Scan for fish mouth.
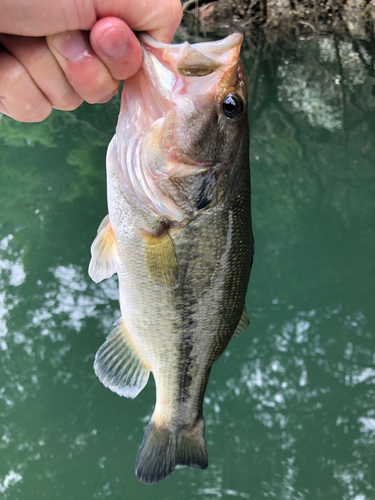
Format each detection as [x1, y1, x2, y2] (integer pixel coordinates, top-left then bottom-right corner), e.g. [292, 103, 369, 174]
[139, 32, 243, 66]
[112, 33, 244, 222]
[138, 32, 243, 113]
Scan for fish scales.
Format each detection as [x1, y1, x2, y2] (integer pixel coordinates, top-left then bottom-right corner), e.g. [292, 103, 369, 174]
[89, 32, 253, 485]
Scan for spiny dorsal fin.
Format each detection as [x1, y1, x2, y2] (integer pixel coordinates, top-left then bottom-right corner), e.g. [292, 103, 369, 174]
[140, 223, 178, 287]
[231, 306, 249, 340]
[88, 215, 118, 283]
[94, 318, 150, 398]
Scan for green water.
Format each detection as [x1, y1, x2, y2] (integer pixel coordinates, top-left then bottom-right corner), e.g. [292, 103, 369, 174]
[1, 30, 375, 500]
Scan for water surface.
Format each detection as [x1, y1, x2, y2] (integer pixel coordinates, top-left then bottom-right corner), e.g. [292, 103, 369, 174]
[0, 29, 374, 500]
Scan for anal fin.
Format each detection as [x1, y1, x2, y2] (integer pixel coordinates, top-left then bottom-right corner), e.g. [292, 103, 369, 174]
[89, 215, 118, 283]
[231, 306, 249, 341]
[94, 318, 150, 399]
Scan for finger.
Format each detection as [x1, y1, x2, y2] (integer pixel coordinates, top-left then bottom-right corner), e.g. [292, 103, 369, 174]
[94, 0, 183, 43]
[89, 17, 142, 81]
[46, 30, 120, 104]
[1, 0, 183, 43]
[0, 101, 11, 116]
[0, 47, 52, 122]
[0, 34, 83, 111]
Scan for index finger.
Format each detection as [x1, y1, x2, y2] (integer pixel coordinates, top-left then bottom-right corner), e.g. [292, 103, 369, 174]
[0, 0, 182, 43]
[93, 0, 182, 43]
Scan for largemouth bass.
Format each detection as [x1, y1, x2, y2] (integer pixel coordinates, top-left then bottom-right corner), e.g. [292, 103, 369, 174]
[89, 32, 253, 485]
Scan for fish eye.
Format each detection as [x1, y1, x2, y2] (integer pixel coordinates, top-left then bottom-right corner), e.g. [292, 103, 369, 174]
[222, 93, 244, 121]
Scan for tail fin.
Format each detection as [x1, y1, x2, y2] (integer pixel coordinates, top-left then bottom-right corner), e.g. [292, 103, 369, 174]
[135, 418, 208, 485]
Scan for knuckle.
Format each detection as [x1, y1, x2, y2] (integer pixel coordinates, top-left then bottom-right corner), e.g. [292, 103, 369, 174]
[83, 74, 118, 103]
[94, 85, 120, 104]
[15, 98, 52, 123]
[25, 41, 50, 65]
[0, 101, 13, 120]
[59, 98, 83, 111]
[32, 104, 52, 122]
[53, 90, 83, 111]
[2, 34, 49, 65]
[1, 61, 25, 92]
[171, 0, 183, 22]
[19, 103, 52, 123]
[0, 51, 52, 122]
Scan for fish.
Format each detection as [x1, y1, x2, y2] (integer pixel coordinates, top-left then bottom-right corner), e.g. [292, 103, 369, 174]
[88, 31, 253, 485]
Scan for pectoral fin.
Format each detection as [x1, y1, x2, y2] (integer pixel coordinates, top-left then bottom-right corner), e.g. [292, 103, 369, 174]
[231, 306, 249, 340]
[94, 318, 150, 398]
[141, 223, 178, 287]
[89, 215, 118, 283]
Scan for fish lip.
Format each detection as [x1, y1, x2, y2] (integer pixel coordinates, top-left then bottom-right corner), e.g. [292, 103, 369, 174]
[138, 32, 244, 54]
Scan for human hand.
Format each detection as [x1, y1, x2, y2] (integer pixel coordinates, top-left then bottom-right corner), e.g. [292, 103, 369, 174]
[0, 0, 182, 122]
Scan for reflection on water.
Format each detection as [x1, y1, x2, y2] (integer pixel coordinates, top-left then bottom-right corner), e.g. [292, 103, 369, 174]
[0, 27, 375, 500]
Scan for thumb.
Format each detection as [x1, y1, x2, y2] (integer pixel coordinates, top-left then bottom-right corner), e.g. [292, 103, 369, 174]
[0, 0, 182, 43]
[90, 18, 142, 81]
